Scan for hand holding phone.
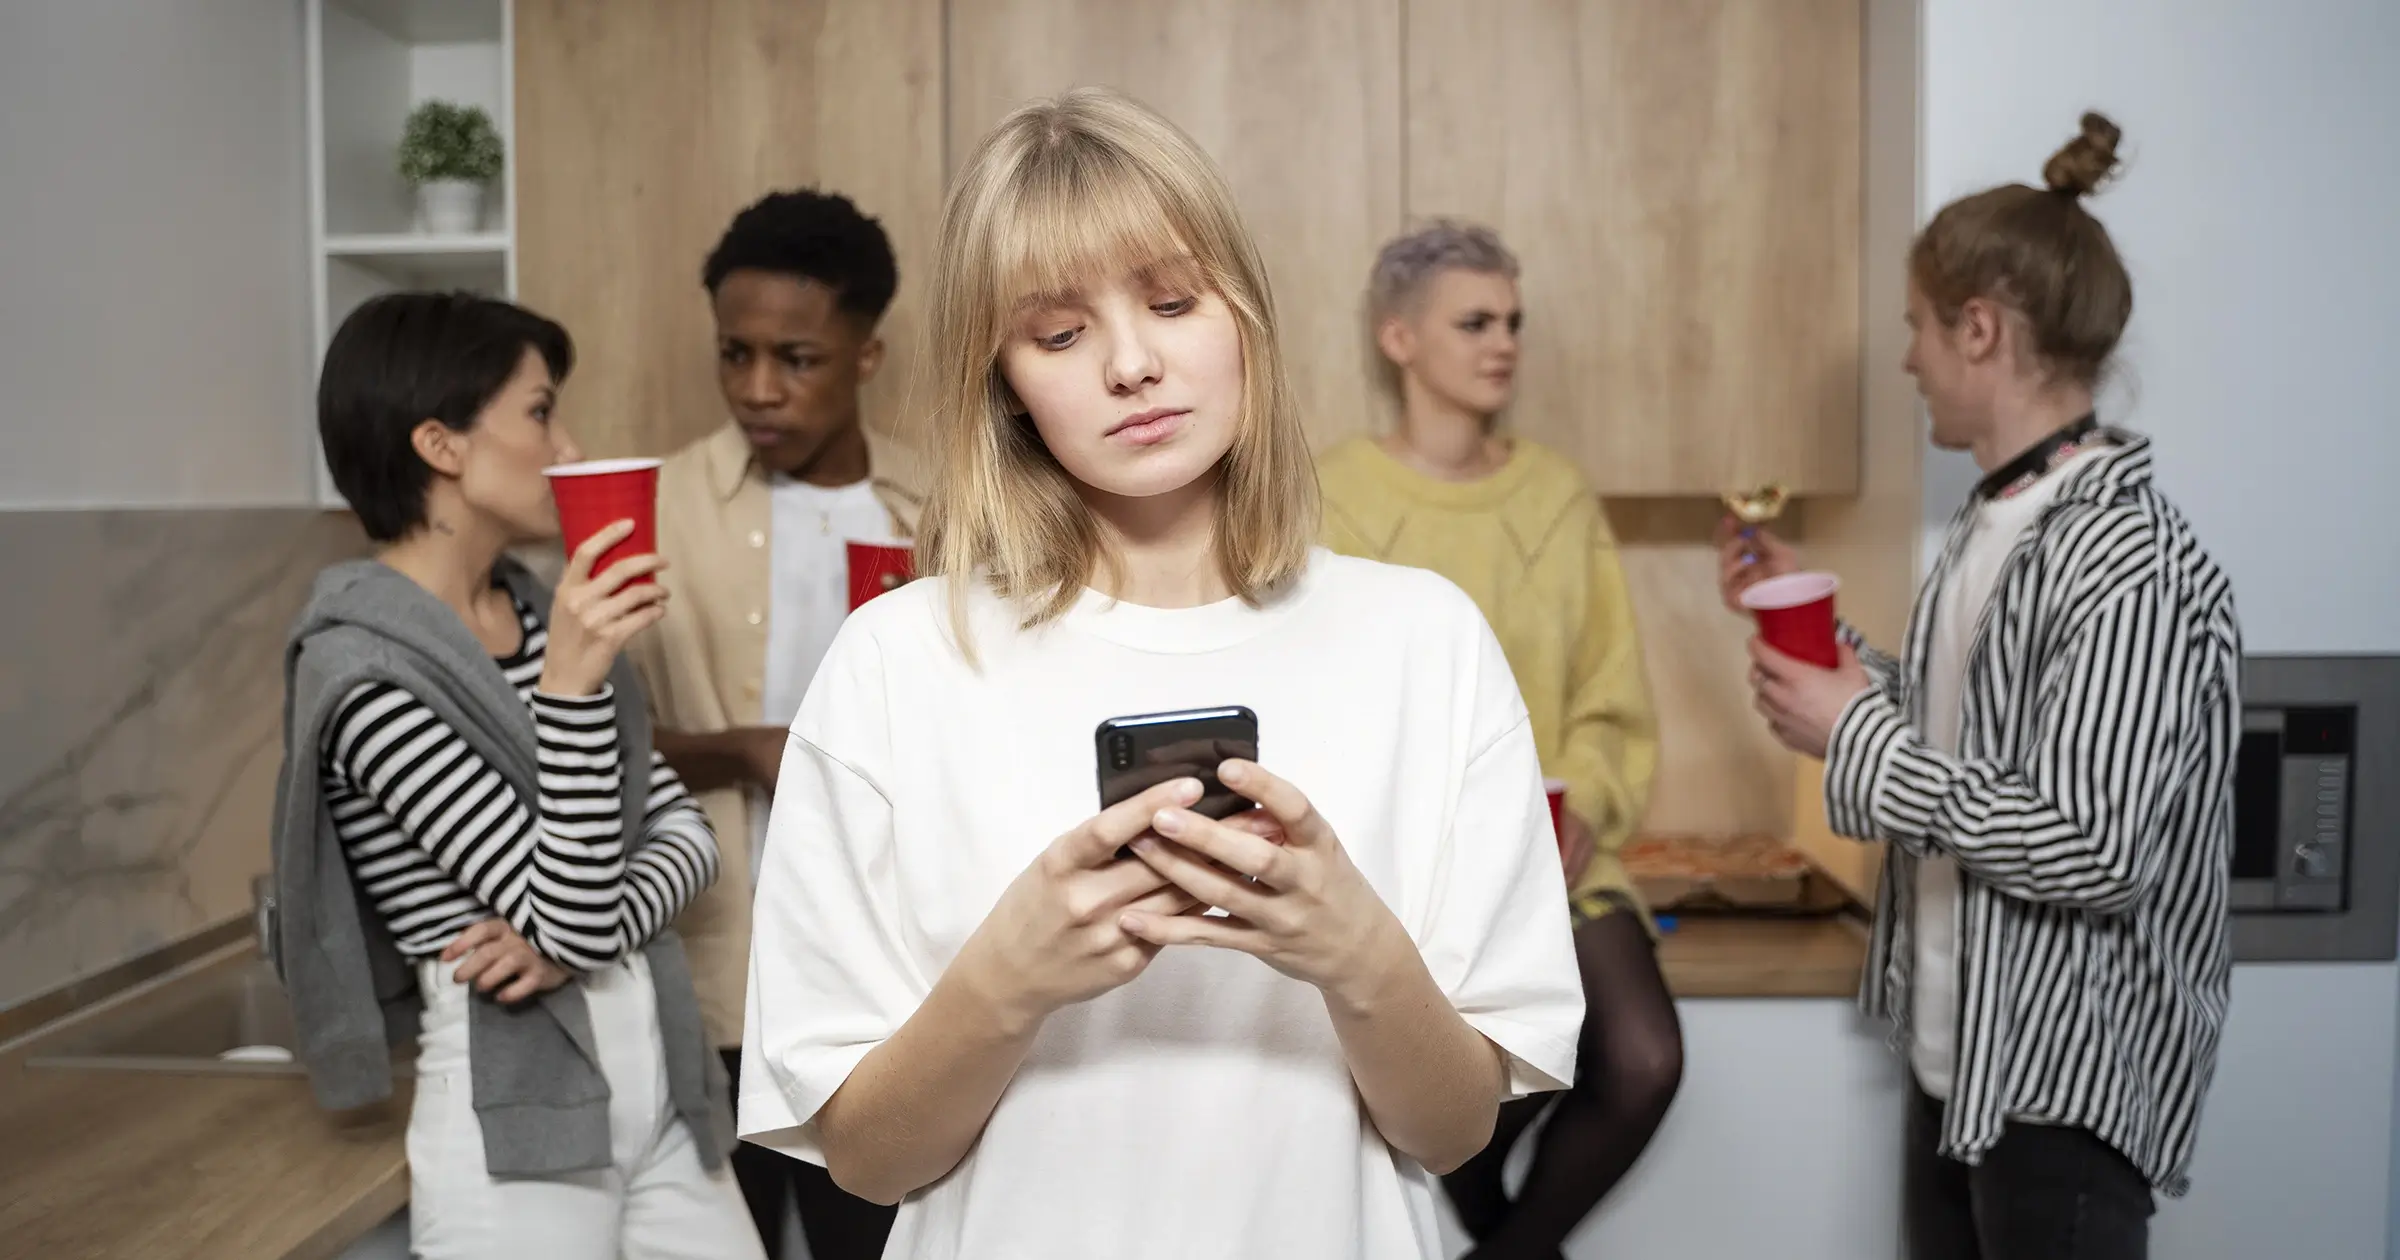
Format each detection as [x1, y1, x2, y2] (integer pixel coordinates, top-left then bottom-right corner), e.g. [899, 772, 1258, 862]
[949, 777, 1206, 1024]
[1115, 759, 1414, 1011]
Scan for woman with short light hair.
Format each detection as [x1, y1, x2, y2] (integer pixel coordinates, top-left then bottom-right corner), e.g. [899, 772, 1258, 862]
[1320, 218, 1685, 1259]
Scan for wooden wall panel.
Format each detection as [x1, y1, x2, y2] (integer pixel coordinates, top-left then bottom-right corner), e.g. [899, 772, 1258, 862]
[514, 0, 944, 462]
[1611, 503, 1797, 840]
[1787, 0, 1923, 902]
[945, 0, 1403, 449]
[1405, 0, 1863, 497]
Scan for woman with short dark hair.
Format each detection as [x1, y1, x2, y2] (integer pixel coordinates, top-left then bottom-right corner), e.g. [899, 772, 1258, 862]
[273, 291, 764, 1259]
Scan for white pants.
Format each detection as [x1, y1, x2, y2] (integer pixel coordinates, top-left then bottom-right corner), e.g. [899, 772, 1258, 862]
[406, 954, 766, 1260]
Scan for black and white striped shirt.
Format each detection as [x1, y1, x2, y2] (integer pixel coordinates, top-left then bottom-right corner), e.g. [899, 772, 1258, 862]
[320, 589, 718, 972]
[1825, 433, 2240, 1196]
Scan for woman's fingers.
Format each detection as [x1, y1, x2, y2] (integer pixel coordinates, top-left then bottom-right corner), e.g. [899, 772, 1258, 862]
[1061, 778, 1204, 871]
[1219, 808, 1286, 844]
[586, 551, 670, 598]
[444, 922, 544, 995]
[589, 573, 671, 624]
[1120, 907, 1267, 954]
[1086, 842, 1178, 909]
[495, 962, 554, 1004]
[1121, 883, 1203, 920]
[563, 520, 635, 584]
[441, 919, 505, 964]
[1131, 834, 1272, 919]
[1147, 809, 1290, 888]
[452, 941, 507, 988]
[1213, 761, 1331, 848]
[474, 953, 529, 994]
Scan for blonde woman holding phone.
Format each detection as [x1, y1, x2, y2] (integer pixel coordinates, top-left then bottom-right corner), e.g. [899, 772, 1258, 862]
[737, 90, 1584, 1258]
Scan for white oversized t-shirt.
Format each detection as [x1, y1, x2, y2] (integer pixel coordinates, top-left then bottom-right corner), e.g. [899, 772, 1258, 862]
[739, 549, 1584, 1260]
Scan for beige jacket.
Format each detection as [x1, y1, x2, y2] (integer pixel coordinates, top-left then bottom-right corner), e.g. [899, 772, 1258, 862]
[628, 421, 928, 1048]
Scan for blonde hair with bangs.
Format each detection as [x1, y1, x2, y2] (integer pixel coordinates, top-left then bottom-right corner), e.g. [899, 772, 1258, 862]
[914, 87, 1319, 651]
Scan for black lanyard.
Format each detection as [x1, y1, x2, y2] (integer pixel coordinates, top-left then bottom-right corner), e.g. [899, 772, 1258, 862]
[1976, 413, 2100, 501]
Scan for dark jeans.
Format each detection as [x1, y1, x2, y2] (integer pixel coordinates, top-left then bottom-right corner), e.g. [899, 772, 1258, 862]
[722, 1049, 897, 1260]
[1904, 1081, 2155, 1260]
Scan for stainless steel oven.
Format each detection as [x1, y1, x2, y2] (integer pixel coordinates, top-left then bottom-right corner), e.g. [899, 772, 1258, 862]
[2230, 655, 2400, 962]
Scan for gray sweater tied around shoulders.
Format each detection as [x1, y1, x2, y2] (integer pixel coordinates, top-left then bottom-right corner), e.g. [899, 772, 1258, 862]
[269, 555, 729, 1175]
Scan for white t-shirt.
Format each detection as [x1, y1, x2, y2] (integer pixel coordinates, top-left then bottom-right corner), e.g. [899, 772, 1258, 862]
[1911, 445, 2107, 1100]
[740, 549, 1584, 1260]
[752, 476, 896, 874]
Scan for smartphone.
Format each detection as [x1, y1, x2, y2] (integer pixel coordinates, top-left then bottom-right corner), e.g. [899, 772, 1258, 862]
[1095, 706, 1261, 825]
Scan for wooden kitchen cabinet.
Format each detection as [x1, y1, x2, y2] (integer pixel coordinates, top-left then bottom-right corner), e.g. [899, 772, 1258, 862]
[511, 0, 1863, 490]
[1405, 0, 1863, 496]
[945, 0, 1403, 451]
[513, 0, 945, 462]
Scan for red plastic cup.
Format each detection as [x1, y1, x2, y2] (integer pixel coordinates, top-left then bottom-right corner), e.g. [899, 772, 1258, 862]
[1543, 777, 1570, 856]
[1740, 570, 1841, 668]
[846, 540, 916, 612]
[545, 458, 662, 586]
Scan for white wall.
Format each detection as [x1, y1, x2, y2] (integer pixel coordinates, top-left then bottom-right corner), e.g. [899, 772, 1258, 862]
[0, 1, 315, 508]
[1577, 1001, 1909, 1258]
[1918, 2, 2400, 1256]
[1435, 1000, 1908, 1260]
[1917, 0, 2400, 654]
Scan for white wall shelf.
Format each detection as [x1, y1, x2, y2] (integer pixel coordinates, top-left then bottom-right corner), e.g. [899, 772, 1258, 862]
[303, 0, 516, 508]
[325, 231, 510, 257]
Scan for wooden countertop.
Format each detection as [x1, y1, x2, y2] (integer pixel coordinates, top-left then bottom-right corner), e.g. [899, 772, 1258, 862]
[0, 912, 1864, 1258]
[1654, 911, 1871, 998]
[0, 957, 408, 1260]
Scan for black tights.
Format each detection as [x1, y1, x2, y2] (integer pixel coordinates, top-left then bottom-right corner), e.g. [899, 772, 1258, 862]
[1441, 909, 1684, 1259]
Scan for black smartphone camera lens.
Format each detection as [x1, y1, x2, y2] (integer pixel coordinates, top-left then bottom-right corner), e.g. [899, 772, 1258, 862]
[1109, 733, 1133, 769]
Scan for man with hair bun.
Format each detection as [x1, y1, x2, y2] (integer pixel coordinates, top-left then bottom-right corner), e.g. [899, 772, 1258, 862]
[1727, 113, 2242, 1259]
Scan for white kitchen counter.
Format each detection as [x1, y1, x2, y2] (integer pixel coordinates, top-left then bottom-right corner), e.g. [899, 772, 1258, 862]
[1453, 964, 2400, 1260]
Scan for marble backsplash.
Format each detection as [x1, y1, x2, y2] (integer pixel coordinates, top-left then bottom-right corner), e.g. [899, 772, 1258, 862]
[0, 509, 369, 1012]
[0, 502, 1792, 1012]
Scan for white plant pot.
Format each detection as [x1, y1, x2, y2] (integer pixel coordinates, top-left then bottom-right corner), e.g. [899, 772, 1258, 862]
[415, 180, 485, 235]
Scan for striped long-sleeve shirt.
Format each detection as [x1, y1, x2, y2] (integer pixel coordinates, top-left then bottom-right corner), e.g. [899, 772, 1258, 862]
[1824, 432, 2240, 1196]
[320, 588, 719, 971]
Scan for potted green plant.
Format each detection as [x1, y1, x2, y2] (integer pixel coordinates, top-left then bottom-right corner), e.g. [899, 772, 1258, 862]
[397, 100, 504, 234]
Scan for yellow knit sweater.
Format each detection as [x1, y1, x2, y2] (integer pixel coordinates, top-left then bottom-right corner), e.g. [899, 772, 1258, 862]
[1317, 436, 1658, 910]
